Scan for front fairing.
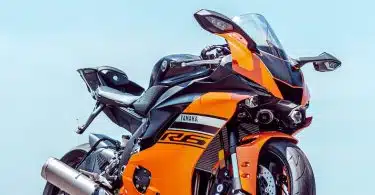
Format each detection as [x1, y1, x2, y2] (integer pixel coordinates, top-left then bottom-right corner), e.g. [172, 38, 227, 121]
[215, 14, 309, 105]
[257, 51, 309, 105]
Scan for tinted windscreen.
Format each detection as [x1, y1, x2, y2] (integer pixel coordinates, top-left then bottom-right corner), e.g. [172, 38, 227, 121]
[232, 14, 288, 60]
[233, 13, 303, 86]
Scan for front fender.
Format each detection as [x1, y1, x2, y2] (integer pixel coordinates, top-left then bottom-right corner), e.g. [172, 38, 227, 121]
[236, 131, 297, 195]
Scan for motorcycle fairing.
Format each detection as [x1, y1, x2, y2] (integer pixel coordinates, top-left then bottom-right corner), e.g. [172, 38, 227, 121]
[120, 92, 251, 195]
[219, 32, 283, 99]
[139, 65, 269, 149]
[217, 30, 310, 105]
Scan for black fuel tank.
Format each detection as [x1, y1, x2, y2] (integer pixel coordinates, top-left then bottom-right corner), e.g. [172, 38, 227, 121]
[149, 54, 210, 87]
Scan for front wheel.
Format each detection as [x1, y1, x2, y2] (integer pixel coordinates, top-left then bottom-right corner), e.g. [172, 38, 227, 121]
[257, 141, 315, 195]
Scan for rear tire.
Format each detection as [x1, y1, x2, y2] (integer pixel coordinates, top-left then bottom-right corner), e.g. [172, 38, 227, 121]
[258, 141, 315, 195]
[43, 143, 91, 195]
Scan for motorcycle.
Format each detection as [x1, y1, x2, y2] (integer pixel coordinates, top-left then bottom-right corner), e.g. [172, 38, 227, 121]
[41, 9, 341, 195]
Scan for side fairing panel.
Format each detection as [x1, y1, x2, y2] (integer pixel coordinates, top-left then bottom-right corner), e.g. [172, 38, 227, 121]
[120, 92, 250, 195]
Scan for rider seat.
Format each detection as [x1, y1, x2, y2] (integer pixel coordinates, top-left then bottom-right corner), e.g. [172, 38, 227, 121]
[96, 86, 140, 106]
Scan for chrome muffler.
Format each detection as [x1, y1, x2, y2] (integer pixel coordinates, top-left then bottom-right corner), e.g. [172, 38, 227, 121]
[41, 157, 111, 195]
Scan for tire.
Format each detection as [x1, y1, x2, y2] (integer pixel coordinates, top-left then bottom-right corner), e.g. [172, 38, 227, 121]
[258, 141, 315, 195]
[43, 143, 91, 195]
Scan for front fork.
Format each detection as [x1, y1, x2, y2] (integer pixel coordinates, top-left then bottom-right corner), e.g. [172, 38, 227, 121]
[228, 126, 242, 193]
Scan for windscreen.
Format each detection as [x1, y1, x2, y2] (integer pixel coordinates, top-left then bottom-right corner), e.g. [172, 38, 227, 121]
[232, 14, 288, 61]
[232, 13, 304, 102]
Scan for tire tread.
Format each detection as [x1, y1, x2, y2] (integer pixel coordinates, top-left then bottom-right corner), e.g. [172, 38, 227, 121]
[264, 141, 315, 195]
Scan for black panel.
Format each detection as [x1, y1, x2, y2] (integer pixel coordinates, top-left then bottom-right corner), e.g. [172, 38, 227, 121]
[104, 106, 143, 134]
[258, 52, 303, 87]
[77, 66, 145, 96]
[274, 79, 303, 105]
[141, 107, 181, 149]
[133, 166, 151, 193]
[170, 66, 267, 97]
[142, 93, 211, 149]
[149, 54, 210, 87]
[155, 92, 202, 110]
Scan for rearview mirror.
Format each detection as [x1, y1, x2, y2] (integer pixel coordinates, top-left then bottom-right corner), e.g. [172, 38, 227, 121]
[194, 9, 258, 53]
[194, 9, 234, 34]
[313, 53, 341, 72]
[294, 52, 341, 72]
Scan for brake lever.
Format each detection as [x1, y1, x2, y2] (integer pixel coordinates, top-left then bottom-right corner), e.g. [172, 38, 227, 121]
[76, 102, 105, 134]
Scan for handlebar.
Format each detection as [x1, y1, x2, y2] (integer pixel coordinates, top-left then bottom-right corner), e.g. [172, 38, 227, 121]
[201, 44, 230, 59]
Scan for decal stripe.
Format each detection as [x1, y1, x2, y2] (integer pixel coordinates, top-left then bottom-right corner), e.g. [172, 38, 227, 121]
[182, 112, 228, 120]
[170, 122, 219, 135]
[175, 114, 227, 128]
[157, 141, 206, 149]
[168, 128, 215, 136]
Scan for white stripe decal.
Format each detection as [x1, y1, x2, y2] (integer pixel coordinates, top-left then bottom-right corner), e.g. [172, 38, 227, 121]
[175, 114, 227, 128]
[168, 128, 215, 136]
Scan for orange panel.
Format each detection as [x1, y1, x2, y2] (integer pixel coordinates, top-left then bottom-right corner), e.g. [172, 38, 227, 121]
[217, 32, 283, 99]
[236, 131, 297, 195]
[120, 92, 250, 195]
[183, 92, 250, 119]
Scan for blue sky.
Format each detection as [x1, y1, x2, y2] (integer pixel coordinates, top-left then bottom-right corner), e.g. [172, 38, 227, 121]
[0, 0, 374, 194]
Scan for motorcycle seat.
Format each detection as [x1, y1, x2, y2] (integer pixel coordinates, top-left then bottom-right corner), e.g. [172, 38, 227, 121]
[96, 86, 140, 106]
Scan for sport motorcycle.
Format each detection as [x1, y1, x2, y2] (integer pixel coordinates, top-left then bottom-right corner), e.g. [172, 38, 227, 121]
[41, 9, 341, 195]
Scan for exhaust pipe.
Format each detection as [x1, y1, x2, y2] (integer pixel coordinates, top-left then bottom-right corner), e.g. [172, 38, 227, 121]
[41, 157, 112, 195]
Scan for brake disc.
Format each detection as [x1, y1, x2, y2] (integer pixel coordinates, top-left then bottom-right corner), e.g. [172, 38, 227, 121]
[258, 165, 276, 195]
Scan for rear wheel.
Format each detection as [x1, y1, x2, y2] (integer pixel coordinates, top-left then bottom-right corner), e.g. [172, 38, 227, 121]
[257, 141, 315, 195]
[43, 144, 90, 195]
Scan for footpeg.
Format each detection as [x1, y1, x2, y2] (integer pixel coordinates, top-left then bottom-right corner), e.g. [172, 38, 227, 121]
[80, 169, 113, 189]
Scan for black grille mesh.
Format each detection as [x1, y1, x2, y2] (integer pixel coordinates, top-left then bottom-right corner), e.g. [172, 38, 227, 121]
[195, 123, 259, 173]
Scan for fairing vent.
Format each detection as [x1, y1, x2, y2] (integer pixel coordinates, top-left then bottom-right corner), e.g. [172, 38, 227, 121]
[274, 79, 303, 105]
[195, 123, 259, 173]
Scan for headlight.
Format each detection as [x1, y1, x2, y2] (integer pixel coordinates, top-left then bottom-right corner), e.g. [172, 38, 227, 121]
[289, 109, 303, 125]
[244, 95, 259, 108]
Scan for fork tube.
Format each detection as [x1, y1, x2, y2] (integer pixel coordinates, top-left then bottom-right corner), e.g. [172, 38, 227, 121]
[228, 123, 242, 191]
[194, 171, 200, 195]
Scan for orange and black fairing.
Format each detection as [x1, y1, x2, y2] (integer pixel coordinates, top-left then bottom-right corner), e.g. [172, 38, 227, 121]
[193, 10, 309, 106]
[119, 92, 251, 195]
[218, 32, 310, 106]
